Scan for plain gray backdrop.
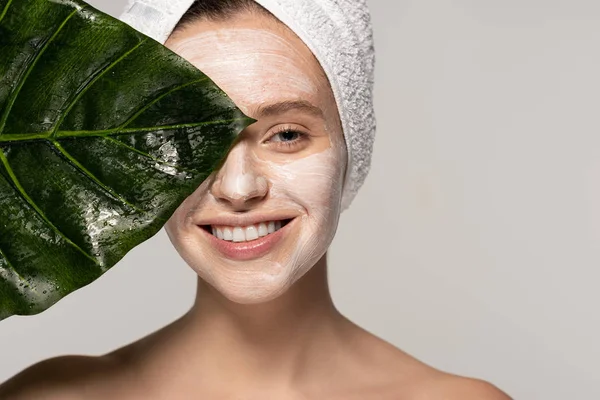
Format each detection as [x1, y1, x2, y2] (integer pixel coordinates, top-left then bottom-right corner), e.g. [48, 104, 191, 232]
[2, 1, 600, 399]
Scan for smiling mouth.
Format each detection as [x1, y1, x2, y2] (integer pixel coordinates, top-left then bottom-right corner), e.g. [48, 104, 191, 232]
[200, 219, 293, 243]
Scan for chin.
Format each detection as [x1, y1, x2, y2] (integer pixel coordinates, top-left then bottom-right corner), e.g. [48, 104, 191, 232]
[216, 282, 289, 305]
[203, 265, 301, 304]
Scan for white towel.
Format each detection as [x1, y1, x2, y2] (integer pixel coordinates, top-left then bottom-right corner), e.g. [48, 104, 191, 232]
[119, 0, 375, 211]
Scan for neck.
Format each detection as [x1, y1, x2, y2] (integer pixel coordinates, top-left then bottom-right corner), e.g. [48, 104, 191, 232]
[174, 254, 350, 387]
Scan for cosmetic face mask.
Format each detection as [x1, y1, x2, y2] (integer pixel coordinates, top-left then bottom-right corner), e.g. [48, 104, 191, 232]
[163, 20, 347, 303]
[120, 0, 376, 212]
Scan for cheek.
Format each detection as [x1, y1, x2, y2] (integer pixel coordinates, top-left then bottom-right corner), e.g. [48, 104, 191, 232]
[267, 147, 346, 216]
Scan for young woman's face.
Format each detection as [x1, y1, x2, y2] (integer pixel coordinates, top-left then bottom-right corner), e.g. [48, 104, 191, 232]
[164, 12, 347, 304]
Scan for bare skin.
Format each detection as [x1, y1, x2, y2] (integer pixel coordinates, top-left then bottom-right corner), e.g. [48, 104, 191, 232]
[0, 259, 510, 400]
[0, 10, 511, 400]
[0, 259, 510, 399]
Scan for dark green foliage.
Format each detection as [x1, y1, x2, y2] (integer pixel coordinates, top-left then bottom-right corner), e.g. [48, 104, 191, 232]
[0, 0, 251, 319]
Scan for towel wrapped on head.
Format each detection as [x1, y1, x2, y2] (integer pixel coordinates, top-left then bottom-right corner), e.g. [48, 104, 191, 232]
[119, 0, 376, 211]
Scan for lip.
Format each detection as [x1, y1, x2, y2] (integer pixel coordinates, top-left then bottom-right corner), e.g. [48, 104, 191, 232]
[197, 217, 297, 261]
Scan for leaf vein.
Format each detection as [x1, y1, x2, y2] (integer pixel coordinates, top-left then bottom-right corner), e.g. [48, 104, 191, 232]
[0, 151, 101, 268]
[0, 118, 252, 142]
[0, 7, 82, 135]
[0, 246, 28, 288]
[117, 78, 209, 130]
[52, 38, 149, 136]
[0, 0, 14, 24]
[104, 136, 199, 176]
[51, 139, 146, 214]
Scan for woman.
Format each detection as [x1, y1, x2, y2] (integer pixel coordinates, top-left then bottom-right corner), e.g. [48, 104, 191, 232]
[0, 0, 511, 398]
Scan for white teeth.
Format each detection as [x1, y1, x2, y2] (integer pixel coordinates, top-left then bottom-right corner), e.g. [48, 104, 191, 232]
[245, 225, 259, 241]
[258, 222, 268, 237]
[211, 220, 287, 242]
[233, 227, 245, 242]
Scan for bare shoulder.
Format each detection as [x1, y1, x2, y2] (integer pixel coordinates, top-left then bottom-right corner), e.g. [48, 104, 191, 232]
[340, 320, 511, 399]
[341, 325, 511, 399]
[0, 354, 125, 400]
[410, 373, 512, 400]
[385, 350, 512, 399]
[387, 357, 512, 400]
[0, 316, 188, 399]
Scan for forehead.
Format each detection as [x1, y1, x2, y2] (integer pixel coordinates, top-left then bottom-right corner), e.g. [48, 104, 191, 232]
[165, 15, 333, 118]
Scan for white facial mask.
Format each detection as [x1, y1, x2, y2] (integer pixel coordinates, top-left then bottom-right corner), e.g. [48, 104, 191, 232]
[168, 28, 323, 116]
[164, 22, 346, 303]
[167, 143, 345, 303]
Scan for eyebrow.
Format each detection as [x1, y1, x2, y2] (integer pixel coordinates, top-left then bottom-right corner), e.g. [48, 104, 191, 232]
[252, 100, 324, 119]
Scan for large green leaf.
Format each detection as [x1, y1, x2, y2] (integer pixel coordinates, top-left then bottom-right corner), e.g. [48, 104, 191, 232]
[0, 0, 252, 320]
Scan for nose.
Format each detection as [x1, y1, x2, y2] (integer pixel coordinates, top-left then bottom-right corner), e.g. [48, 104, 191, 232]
[209, 142, 268, 210]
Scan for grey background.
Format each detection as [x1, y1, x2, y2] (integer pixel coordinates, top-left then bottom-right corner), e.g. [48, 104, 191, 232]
[2, 1, 600, 399]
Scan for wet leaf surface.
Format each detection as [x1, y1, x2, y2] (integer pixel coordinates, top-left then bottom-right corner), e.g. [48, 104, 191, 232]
[0, 0, 251, 319]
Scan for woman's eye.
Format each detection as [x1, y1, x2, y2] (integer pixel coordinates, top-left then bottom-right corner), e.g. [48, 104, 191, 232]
[270, 130, 302, 143]
[264, 127, 310, 152]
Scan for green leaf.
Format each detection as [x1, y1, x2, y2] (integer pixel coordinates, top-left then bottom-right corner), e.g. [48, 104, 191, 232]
[0, 0, 252, 320]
